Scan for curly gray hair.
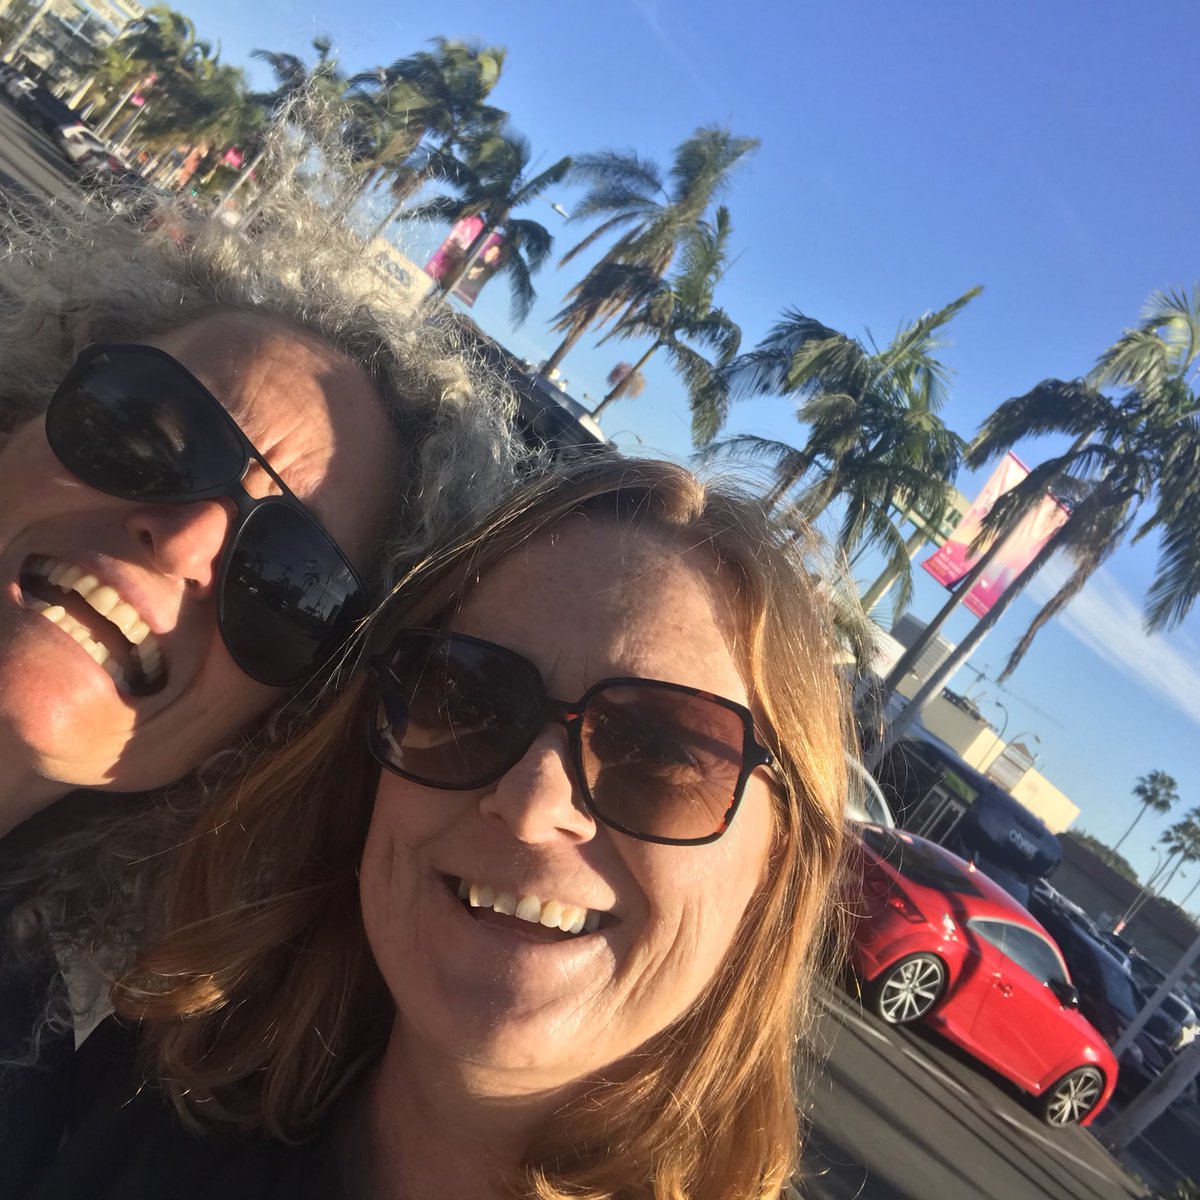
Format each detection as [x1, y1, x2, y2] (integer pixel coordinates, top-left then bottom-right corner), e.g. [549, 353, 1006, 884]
[0, 119, 530, 1038]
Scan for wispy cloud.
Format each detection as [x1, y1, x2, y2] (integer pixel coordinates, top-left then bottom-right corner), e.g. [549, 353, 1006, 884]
[1027, 562, 1200, 728]
[622, 0, 729, 114]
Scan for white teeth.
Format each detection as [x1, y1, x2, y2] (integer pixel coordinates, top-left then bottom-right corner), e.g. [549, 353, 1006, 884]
[21, 556, 167, 688]
[85, 585, 120, 617]
[32, 602, 130, 692]
[456, 879, 603, 936]
[107, 602, 141, 637]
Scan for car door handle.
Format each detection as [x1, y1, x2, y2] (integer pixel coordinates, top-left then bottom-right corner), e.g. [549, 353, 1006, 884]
[991, 974, 1012, 997]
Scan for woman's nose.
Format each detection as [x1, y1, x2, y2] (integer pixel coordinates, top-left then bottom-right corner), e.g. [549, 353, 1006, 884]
[125, 500, 233, 594]
[477, 728, 597, 845]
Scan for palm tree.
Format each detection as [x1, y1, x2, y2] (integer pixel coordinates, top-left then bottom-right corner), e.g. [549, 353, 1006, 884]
[250, 36, 347, 113]
[1105, 771, 1181, 865]
[708, 288, 978, 613]
[350, 39, 507, 232]
[1156, 810, 1200, 896]
[879, 287, 1200, 758]
[591, 206, 741, 443]
[542, 127, 759, 374]
[93, 4, 205, 137]
[970, 287, 1200, 679]
[402, 128, 570, 324]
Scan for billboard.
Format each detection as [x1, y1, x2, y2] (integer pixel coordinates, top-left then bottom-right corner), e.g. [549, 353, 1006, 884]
[424, 216, 507, 306]
[922, 452, 1069, 617]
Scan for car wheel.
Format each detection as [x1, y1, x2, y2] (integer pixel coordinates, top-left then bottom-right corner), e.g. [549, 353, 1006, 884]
[1040, 1066, 1105, 1126]
[869, 953, 947, 1025]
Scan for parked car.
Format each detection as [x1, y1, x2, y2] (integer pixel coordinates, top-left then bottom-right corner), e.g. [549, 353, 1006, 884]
[13, 84, 82, 136]
[848, 825, 1117, 1126]
[1097, 929, 1137, 958]
[56, 123, 108, 166]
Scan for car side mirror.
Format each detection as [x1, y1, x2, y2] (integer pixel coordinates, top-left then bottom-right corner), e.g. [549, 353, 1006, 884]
[1048, 978, 1080, 1009]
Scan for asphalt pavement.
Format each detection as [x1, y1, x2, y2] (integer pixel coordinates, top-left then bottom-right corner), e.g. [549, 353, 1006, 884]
[0, 93, 77, 203]
[806, 989, 1147, 1200]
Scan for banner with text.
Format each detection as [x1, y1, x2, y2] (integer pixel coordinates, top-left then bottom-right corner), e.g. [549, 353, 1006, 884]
[922, 452, 1069, 617]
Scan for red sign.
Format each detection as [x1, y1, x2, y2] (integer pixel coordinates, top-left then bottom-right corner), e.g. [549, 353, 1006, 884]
[424, 216, 507, 306]
[922, 453, 1069, 617]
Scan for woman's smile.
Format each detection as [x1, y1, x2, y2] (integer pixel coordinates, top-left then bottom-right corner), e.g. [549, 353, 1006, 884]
[18, 554, 169, 695]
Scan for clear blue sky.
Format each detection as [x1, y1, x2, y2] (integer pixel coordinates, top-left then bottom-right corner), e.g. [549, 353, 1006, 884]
[184, 0, 1200, 903]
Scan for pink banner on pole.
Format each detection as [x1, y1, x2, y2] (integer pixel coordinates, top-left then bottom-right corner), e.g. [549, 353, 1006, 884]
[922, 452, 1069, 617]
[424, 217, 507, 306]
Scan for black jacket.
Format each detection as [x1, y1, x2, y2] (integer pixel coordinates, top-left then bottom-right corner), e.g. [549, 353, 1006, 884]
[0, 898, 75, 1200]
[27, 1019, 346, 1200]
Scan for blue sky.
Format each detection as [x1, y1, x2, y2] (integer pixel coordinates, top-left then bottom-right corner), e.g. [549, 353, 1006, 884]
[184, 0, 1200, 901]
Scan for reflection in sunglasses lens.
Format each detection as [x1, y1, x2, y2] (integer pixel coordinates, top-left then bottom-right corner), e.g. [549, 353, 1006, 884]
[49, 351, 245, 499]
[222, 504, 363, 686]
[374, 635, 747, 841]
[582, 687, 744, 840]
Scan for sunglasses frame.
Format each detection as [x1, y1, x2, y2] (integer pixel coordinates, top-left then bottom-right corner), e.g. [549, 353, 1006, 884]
[367, 628, 775, 846]
[45, 343, 368, 688]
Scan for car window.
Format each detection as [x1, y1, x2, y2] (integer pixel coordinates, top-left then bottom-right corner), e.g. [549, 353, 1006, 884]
[1059, 934, 1142, 1020]
[860, 826, 983, 896]
[970, 919, 1068, 985]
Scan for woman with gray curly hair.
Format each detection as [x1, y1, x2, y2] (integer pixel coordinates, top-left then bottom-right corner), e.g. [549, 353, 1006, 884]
[0, 167, 521, 1193]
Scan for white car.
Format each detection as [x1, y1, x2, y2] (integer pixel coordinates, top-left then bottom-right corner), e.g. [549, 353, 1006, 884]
[56, 124, 107, 166]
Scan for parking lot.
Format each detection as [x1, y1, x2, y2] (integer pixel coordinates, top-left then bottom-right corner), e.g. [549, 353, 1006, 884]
[807, 988, 1148, 1199]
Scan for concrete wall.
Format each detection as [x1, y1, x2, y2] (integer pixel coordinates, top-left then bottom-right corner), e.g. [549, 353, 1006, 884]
[1011, 771, 1079, 834]
[893, 675, 1079, 832]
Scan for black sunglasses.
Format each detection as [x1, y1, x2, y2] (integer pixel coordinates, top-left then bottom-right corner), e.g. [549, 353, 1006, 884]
[367, 628, 774, 846]
[44, 343, 368, 688]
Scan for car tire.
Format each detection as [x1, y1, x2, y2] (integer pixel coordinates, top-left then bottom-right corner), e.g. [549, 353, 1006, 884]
[868, 953, 947, 1025]
[1039, 1066, 1105, 1127]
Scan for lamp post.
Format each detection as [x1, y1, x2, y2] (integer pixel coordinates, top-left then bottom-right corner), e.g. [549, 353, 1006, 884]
[992, 701, 1010, 741]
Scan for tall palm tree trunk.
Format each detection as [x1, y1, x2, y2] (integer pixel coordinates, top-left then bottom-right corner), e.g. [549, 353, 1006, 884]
[592, 343, 659, 418]
[870, 430, 1094, 738]
[542, 325, 587, 376]
[870, 510, 1075, 766]
[1105, 804, 1151, 865]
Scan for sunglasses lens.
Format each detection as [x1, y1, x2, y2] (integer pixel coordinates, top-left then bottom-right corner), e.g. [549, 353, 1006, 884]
[46, 348, 245, 499]
[580, 685, 747, 842]
[221, 504, 365, 687]
[373, 633, 541, 787]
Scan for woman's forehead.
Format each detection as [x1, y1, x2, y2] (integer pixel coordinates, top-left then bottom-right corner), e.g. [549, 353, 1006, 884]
[449, 520, 750, 700]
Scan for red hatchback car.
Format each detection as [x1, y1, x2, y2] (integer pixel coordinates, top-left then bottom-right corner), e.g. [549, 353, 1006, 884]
[849, 824, 1118, 1127]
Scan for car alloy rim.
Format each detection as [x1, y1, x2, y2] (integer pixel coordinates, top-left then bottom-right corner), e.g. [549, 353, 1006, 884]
[880, 957, 943, 1023]
[1046, 1070, 1103, 1125]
